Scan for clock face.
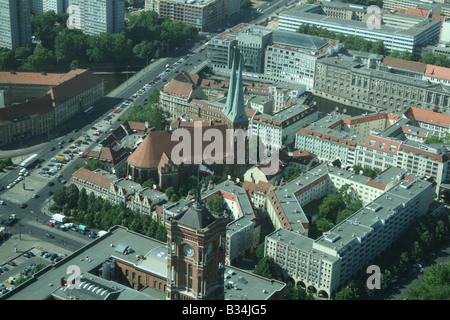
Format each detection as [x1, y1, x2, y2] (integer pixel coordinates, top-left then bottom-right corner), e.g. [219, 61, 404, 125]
[183, 244, 194, 257]
[207, 243, 213, 255]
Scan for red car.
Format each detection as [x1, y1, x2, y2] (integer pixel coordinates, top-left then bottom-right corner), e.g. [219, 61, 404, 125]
[46, 222, 53, 227]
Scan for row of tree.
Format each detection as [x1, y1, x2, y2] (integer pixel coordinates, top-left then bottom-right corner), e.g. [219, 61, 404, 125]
[405, 261, 450, 299]
[50, 184, 167, 242]
[0, 10, 198, 72]
[120, 98, 168, 130]
[297, 23, 387, 55]
[296, 24, 450, 68]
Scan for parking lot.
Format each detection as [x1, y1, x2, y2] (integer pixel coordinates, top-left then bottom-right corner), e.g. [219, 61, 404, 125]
[0, 241, 72, 296]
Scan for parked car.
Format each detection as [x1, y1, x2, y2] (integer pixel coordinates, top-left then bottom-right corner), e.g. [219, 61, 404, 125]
[45, 233, 55, 239]
[49, 253, 58, 261]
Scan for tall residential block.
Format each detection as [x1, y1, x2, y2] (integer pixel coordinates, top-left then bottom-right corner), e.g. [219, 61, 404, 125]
[0, 0, 32, 50]
[68, 0, 125, 35]
[31, 0, 69, 14]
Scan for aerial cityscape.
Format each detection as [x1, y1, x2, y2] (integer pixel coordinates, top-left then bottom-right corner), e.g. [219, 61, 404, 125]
[0, 0, 450, 305]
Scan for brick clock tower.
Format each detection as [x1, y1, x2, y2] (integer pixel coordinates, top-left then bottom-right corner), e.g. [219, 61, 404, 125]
[166, 192, 227, 300]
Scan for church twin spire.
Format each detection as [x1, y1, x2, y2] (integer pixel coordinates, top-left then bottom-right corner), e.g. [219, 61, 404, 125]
[222, 48, 248, 126]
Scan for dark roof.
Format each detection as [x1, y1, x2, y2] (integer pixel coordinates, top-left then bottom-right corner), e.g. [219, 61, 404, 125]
[177, 201, 216, 230]
[0, 94, 54, 124]
[48, 69, 103, 106]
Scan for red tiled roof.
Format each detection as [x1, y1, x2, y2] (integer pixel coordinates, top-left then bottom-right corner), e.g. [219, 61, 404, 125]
[380, 56, 427, 74]
[71, 167, 114, 191]
[127, 124, 230, 169]
[406, 8, 430, 17]
[425, 64, 450, 81]
[405, 107, 450, 128]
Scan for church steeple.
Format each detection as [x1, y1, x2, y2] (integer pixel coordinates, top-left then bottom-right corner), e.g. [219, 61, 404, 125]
[227, 50, 247, 125]
[223, 47, 237, 118]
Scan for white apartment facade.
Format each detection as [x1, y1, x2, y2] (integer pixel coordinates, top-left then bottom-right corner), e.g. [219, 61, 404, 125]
[265, 175, 435, 298]
[68, 0, 124, 35]
[0, 0, 32, 50]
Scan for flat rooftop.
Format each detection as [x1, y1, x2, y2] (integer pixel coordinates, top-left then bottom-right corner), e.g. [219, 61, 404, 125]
[280, 4, 441, 37]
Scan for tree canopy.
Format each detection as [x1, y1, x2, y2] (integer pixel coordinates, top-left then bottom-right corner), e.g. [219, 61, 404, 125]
[1, 10, 198, 72]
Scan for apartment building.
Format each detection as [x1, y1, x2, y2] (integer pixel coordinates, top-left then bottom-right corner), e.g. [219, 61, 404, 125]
[278, 4, 441, 53]
[158, 0, 227, 32]
[160, 71, 201, 118]
[68, 0, 124, 35]
[0, 69, 104, 146]
[265, 174, 435, 298]
[0, 0, 32, 50]
[404, 106, 450, 137]
[249, 103, 319, 150]
[31, 0, 68, 14]
[70, 167, 169, 216]
[207, 23, 341, 90]
[295, 110, 450, 189]
[313, 55, 450, 114]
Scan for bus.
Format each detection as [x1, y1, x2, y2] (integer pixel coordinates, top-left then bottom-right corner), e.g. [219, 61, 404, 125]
[83, 106, 94, 115]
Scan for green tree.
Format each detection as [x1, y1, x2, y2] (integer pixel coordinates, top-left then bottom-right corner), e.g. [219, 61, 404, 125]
[315, 217, 335, 235]
[255, 242, 265, 263]
[405, 262, 450, 300]
[284, 282, 315, 300]
[54, 29, 89, 64]
[77, 188, 88, 213]
[318, 194, 345, 221]
[283, 166, 302, 181]
[31, 11, 65, 50]
[206, 195, 228, 214]
[66, 183, 79, 209]
[27, 45, 56, 71]
[241, 0, 252, 9]
[53, 186, 67, 207]
[253, 256, 283, 281]
[334, 280, 360, 300]
[0, 49, 17, 71]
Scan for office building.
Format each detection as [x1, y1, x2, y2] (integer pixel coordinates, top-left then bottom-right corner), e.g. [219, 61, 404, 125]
[207, 23, 341, 90]
[68, 0, 124, 35]
[313, 55, 450, 114]
[278, 4, 441, 53]
[158, 0, 227, 32]
[0, 0, 32, 50]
